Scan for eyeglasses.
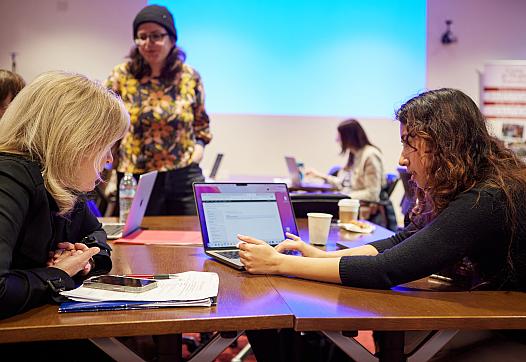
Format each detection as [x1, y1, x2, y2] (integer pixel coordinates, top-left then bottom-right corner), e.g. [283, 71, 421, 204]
[135, 33, 169, 45]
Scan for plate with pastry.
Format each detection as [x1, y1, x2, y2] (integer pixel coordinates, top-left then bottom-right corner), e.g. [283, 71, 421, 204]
[338, 219, 375, 234]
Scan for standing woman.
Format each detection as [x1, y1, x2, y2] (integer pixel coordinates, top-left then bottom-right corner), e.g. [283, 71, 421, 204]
[106, 5, 212, 215]
[0, 71, 129, 321]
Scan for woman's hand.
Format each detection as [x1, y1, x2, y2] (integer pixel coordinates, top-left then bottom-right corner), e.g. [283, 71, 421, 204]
[305, 168, 326, 180]
[47, 242, 96, 276]
[50, 246, 100, 277]
[275, 233, 327, 258]
[237, 234, 285, 274]
[191, 144, 204, 164]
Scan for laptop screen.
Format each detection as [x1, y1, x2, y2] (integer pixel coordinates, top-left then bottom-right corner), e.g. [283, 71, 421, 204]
[208, 153, 224, 179]
[284, 156, 301, 186]
[193, 183, 298, 249]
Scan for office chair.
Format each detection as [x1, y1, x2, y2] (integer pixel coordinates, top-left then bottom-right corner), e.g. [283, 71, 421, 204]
[86, 198, 102, 217]
[362, 173, 400, 231]
[327, 165, 342, 177]
[290, 192, 350, 218]
[315, 167, 399, 230]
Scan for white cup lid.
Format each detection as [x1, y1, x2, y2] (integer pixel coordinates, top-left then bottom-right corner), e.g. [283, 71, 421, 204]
[338, 199, 359, 206]
[307, 212, 333, 218]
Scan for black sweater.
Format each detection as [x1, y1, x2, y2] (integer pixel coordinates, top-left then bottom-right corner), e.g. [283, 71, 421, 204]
[0, 153, 112, 319]
[339, 188, 526, 290]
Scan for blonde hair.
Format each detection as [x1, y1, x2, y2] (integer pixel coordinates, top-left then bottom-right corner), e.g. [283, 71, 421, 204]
[0, 71, 129, 214]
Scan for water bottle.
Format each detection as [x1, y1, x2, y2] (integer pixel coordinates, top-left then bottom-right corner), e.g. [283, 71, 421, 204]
[297, 162, 305, 181]
[119, 173, 137, 223]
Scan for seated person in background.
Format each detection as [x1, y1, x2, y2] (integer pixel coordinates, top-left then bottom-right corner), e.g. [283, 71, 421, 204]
[0, 71, 129, 320]
[238, 88, 526, 361]
[0, 69, 25, 119]
[307, 118, 385, 202]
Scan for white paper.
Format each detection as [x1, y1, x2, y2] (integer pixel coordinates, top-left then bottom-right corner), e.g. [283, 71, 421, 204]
[61, 271, 219, 302]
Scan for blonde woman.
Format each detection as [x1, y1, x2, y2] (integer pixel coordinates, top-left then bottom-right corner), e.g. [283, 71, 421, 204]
[0, 71, 129, 320]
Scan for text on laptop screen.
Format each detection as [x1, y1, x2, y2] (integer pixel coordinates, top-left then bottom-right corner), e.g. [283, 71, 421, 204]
[202, 193, 288, 247]
[194, 183, 297, 249]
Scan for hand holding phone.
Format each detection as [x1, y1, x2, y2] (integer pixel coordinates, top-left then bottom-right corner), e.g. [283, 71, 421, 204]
[83, 275, 157, 293]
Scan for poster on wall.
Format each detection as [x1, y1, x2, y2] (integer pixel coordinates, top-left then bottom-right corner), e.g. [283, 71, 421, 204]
[482, 60, 526, 161]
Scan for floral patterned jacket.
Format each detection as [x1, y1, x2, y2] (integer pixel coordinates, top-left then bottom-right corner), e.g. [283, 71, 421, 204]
[106, 62, 212, 173]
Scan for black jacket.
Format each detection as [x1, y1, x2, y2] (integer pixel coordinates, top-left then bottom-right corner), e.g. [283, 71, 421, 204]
[0, 153, 112, 319]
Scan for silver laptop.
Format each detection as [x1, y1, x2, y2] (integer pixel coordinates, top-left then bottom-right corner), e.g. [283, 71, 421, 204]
[285, 156, 333, 191]
[193, 182, 299, 269]
[208, 153, 224, 180]
[102, 170, 158, 239]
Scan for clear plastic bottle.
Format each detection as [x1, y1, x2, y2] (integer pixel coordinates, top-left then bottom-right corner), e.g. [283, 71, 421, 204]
[297, 162, 305, 181]
[119, 173, 137, 223]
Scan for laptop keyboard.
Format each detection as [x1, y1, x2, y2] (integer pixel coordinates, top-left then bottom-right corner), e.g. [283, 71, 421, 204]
[215, 250, 240, 259]
[103, 224, 124, 237]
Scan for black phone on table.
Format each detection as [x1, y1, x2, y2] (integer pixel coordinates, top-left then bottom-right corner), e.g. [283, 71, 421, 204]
[83, 275, 158, 293]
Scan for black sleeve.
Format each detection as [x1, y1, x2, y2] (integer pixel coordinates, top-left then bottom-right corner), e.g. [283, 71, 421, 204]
[368, 223, 418, 252]
[339, 190, 502, 289]
[0, 164, 75, 319]
[73, 199, 113, 276]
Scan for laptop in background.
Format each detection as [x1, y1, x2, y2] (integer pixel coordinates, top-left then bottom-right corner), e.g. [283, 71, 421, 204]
[193, 182, 298, 269]
[208, 153, 224, 180]
[285, 156, 333, 191]
[103, 170, 158, 240]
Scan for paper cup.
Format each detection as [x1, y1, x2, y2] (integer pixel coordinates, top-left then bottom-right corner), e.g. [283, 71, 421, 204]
[338, 199, 360, 223]
[307, 212, 333, 245]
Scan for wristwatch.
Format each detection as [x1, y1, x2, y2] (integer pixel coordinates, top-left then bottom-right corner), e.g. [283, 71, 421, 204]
[46, 277, 66, 293]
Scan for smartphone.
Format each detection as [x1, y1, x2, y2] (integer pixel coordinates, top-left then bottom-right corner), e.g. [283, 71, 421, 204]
[83, 275, 158, 293]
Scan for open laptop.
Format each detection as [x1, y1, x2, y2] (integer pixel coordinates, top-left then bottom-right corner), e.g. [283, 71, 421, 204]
[102, 170, 158, 239]
[285, 156, 333, 191]
[208, 153, 224, 180]
[193, 182, 299, 269]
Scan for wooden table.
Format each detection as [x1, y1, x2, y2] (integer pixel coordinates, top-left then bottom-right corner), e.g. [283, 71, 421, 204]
[0, 216, 292, 362]
[273, 219, 526, 362]
[2, 216, 525, 362]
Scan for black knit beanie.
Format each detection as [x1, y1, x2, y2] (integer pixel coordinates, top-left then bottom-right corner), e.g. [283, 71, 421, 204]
[133, 5, 177, 42]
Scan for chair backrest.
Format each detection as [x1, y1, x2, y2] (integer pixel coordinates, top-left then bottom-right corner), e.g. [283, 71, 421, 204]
[327, 165, 342, 177]
[383, 173, 400, 199]
[86, 199, 102, 217]
[290, 192, 350, 218]
[397, 167, 414, 199]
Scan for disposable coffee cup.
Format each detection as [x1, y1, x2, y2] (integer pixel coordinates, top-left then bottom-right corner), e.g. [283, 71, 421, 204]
[338, 199, 360, 223]
[307, 212, 333, 245]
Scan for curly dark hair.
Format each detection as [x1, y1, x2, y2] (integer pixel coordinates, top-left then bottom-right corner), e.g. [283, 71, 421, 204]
[337, 118, 379, 168]
[127, 44, 186, 82]
[396, 88, 526, 239]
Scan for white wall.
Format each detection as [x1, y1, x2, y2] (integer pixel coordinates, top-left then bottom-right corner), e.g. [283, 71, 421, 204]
[427, 0, 526, 104]
[0, 0, 405, 210]
[200, 114, 401, 180]
[0, 0, 146, 82]
[9, 0, 525, 225]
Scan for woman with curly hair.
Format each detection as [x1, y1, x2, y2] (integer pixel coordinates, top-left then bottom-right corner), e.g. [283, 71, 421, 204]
[239, 88, 526, 360]
[106, 5, 212, 215]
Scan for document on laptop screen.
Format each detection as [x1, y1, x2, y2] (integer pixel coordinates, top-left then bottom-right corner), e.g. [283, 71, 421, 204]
[202, 193, 285, 247]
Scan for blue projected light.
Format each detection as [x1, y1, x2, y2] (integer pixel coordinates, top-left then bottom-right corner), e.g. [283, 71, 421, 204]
[149, 0, 426, 117]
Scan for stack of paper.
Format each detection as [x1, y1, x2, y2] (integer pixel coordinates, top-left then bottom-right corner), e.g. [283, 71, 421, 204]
[59, 271, 219, 312]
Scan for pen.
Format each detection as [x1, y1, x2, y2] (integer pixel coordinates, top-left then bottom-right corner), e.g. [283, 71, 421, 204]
[124, 274, 179, 279]
[429, 274, 453, 282]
